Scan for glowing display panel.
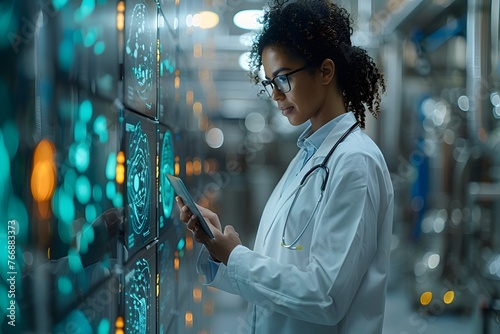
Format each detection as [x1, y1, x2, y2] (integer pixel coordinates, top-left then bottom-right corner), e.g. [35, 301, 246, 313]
[39, 89, 122, 322]
[122, 110, 157, 257]
[124, 244, 157, 333]
[53, 274, 119, 334]
[158, 17, 178, 127]
[159, 126, 175, 233]
[157, 233, 176, 333]
[123, 0, 158, 117]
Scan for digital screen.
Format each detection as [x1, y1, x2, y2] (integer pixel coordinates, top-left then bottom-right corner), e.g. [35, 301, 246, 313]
[122, 110, 157, 257]
[157, 233, 176, 333]
[47, 87, 122, 257]
[53, 274, 119, 334]
[158, 16, 178, 127]
[124, 244, 157, 333]
[43, 89, 123, 321]
[123, 0, 158, 117]
[158, 125, 175, 233]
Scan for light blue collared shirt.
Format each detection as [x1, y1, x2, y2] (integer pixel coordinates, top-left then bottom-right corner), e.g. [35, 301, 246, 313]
[281, 113, 349, 195]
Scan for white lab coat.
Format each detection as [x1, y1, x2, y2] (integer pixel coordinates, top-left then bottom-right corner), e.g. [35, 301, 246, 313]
[197, 112, 394, 334]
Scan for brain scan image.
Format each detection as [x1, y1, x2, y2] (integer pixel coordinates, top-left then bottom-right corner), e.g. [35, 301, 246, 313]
[124, 0, 157, 117]
[159, 128, 175, 231]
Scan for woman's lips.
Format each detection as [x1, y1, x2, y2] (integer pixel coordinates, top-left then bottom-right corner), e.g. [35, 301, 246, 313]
[280, 106, 294, 116]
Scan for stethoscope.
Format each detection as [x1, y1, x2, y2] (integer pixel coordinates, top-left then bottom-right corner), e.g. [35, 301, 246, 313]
[281, 121, 360, 250]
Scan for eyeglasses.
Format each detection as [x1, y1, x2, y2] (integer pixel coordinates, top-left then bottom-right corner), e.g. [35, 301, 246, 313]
[261, 66, 307, 97]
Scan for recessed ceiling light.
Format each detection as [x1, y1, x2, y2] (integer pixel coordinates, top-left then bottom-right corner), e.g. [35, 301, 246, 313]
[197, 11, 219, 29]
[238, 52, 251, 71]
[233, 10, 263, 30]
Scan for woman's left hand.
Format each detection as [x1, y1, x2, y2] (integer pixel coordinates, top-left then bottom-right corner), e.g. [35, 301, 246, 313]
[188, 214, 242, 265]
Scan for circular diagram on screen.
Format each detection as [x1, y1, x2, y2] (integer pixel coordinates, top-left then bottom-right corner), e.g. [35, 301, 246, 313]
[160, 130, 175, 225]
[127, 122, 151, 236]
[125, 2, 155, 101]
[125, 258, 151, 333]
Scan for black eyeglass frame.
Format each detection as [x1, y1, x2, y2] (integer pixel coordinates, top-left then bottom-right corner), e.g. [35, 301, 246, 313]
[261, 66, 307, 97]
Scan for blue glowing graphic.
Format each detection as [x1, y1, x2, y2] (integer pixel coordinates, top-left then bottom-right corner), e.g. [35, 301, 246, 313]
[127, 122, 151, 239]
[125, 2, 155, 104]
[159, 130, 175, 229]
[125, 258, 151, 333]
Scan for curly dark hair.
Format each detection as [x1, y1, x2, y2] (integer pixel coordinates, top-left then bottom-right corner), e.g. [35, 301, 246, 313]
[249, 0, 386, 129]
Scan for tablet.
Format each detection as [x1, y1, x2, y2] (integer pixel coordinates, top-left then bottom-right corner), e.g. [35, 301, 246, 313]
[165, 174, 215, 240]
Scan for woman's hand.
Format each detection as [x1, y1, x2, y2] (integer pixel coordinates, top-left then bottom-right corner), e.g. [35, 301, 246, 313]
[176, 196, 241, 265]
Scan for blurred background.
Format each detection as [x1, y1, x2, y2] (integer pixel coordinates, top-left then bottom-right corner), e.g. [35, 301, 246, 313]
[0, 0, 499, 333]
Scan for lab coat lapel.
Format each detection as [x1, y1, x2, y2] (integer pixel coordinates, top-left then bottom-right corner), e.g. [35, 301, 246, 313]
[254, 152, 302, 251]
[256, 113, 359, 250]
[274, 112, 359, 214]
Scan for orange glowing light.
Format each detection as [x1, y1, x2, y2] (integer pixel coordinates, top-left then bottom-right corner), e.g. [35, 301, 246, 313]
[117, 13, 124, 31]
[175, 162, 180, 176]
[193, 288, 202, 303]
[193, 158, 202, 175]
[186, 236, 193, 251]
[115, 316, 124, 328]
[116, 151, 125, 184]
[117, 1, 125, 12]
[186, 161, 193, 176]
[174, 258, 180, 270]
[420, 291, 432, 306]
[117, 151, 125, 163]
[185, 312, 193, 327]
[31, 139, 56, 202]
[443, 291, 454, 304]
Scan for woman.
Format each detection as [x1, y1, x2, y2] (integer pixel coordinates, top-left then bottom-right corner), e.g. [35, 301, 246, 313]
[176, 0, 394, 333]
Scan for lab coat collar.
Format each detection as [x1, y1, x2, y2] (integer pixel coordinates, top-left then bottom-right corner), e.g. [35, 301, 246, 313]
[257, 112, 360, 250]
[277, 112, 359, 209]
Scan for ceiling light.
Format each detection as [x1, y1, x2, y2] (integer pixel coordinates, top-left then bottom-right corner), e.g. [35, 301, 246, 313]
[238, 52, 251, 71]
[233, 10, 263, 30]
[197, 11, 219, 29]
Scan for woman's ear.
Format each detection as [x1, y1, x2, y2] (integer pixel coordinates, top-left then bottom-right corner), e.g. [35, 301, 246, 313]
[319, 59, 335, 86]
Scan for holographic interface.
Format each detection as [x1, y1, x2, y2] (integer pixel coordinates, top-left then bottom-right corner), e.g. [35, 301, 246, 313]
[127, 122, 151, 236]
[124, 247, 156, 334]
[159, 129, 175, 230]
[125, 0, 157, 116]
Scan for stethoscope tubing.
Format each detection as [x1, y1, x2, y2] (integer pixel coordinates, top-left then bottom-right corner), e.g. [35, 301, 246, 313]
[281, 121, 360, 250]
